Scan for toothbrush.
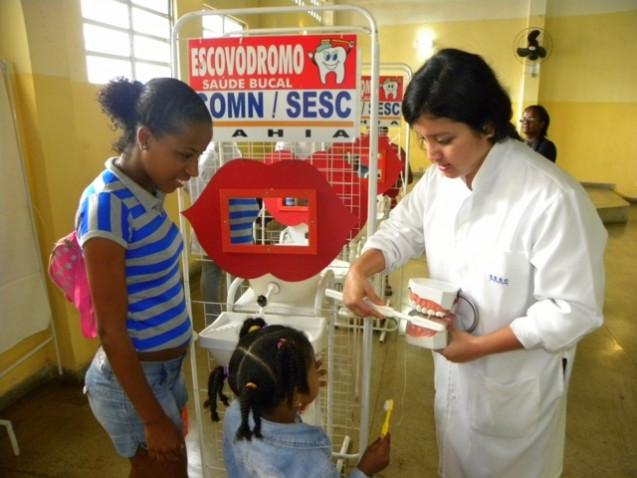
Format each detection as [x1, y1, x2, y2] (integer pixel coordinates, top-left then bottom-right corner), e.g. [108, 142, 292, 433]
[381, 399, 394, 437]
[325, 289, 445, 333]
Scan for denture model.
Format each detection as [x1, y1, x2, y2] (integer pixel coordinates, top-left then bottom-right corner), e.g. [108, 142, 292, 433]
[405, 278, 459, 349]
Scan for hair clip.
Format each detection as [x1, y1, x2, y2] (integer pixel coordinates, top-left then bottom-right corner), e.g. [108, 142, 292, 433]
[245, 382, 257, 390]
[277, 338, 287, 350]
[247, 324, 262, 334]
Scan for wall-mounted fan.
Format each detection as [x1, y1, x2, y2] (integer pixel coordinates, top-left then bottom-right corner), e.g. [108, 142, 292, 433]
[513, 27, 553, 64]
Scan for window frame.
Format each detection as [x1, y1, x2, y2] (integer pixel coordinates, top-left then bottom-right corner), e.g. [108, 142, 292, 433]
[201, 6, 247, 38]
[80, 0, 173, 84]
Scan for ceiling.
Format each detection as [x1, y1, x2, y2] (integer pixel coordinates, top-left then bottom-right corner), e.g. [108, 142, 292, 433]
[333, 0, 637, 25]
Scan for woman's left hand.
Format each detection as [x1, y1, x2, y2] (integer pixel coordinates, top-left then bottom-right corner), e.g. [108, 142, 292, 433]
[438, 316, 484, 363]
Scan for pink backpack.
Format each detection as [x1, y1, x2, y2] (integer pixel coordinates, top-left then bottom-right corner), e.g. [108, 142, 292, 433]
[48, 231, 97, 339]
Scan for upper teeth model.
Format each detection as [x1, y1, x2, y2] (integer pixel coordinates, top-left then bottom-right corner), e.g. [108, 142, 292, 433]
[408, 290, 449, 318]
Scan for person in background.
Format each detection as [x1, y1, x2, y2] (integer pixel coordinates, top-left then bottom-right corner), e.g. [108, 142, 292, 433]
[520, 104, 557, 162]
[343, 49, 606, 478]
[207, 317, 391, 478]
[187, 142, 259, 325]
[79, 77, 212, 477]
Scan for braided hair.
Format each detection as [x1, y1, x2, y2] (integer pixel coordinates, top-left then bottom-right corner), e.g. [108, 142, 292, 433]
[203, 365, 230, 422]
[203, 318, 269, 423]
[206, 317, 315, 441]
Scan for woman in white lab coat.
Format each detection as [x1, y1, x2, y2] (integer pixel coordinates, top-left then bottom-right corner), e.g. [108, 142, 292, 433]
[343, 49, 607, 478]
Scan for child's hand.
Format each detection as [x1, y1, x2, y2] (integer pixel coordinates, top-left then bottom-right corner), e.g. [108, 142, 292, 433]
[357, 433, 391, 476]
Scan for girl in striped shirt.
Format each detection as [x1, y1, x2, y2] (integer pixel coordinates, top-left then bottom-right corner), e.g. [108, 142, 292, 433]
[79, 77, 211, 477]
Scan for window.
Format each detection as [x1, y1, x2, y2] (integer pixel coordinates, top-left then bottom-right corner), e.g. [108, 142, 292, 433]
[80, 0, 172, 84]
[202, 9, 245, 38]
[291, 0, 324, 24]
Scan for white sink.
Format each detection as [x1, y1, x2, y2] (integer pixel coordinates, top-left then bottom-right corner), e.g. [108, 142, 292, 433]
[198, 311, 327, 366]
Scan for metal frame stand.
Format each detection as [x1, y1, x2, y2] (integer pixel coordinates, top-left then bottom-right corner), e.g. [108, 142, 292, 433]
[171, 5, 380, 477]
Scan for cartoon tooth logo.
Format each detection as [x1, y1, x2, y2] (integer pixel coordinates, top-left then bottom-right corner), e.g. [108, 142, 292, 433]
[382, 79, 399, 99]
[309, 39, 354, 85]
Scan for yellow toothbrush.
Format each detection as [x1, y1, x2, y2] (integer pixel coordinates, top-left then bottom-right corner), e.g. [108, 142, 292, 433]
[381, 399, 394, 437]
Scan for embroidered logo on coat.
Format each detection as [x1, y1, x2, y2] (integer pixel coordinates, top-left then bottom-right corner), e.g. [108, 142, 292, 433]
[489, 274, 509, 286]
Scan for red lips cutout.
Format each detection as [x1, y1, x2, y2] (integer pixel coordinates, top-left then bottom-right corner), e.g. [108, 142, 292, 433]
[183, 159, 355, 281]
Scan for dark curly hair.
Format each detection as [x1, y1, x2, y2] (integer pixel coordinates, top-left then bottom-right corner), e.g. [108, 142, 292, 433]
[203, 317, 315, 442]
[97, 77, 211, 153]
[402, 48, 520, 142]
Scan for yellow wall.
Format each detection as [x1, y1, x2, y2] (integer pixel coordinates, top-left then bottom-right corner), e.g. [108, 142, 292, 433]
[0, 0, 110, 398]
[338, 10, 637, 196]
[350, 17, 527, 172]
[0, 0, 56, 397]
[540, 11, 637, 196]
[257, 0, 323, 29]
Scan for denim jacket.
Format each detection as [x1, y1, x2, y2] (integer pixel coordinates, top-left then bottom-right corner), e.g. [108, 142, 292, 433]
[223, 401, 368, 478]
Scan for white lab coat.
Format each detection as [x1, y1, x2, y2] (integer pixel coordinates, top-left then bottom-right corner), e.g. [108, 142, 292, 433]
[364, 139, 607, 478]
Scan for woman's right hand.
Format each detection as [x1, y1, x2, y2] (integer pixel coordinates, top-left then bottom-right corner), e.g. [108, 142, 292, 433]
[357, 434, 391, 476]
[144, 415, 185, 462]
[342, 268, 385, 319]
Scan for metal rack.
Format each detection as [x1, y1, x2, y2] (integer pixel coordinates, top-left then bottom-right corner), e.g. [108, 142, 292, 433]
[171, 5, 380, 477]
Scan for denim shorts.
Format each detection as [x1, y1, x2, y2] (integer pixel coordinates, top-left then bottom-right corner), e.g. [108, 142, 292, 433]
[84, 348, 188, 458]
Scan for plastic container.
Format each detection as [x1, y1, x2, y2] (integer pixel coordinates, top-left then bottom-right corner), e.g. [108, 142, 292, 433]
[198, 311, 327, 366]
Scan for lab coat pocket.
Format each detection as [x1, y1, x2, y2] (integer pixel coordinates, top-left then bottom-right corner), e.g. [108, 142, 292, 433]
[473, 250, 532, 331]
[471, 373, 539, 438]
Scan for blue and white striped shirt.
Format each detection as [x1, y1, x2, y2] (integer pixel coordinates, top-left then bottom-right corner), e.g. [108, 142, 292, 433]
[76, 158, 191, 352]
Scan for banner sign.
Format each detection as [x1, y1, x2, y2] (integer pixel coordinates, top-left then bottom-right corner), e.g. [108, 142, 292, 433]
[188, 34, 359, 142]
[360, 75, 403, 127]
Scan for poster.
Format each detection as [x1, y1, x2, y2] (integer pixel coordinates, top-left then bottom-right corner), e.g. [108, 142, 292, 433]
[189, 34, 359, 142]
[360, 75, 403, 127]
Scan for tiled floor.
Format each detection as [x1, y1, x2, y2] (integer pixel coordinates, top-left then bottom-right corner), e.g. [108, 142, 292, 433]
[1, 206, 636, 477]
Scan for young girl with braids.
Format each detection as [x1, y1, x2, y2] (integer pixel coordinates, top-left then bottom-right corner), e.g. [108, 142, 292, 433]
[206, 318, 390, 477]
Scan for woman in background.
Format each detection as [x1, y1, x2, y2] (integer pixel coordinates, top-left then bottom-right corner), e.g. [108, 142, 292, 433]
[521, 104, 557, 162]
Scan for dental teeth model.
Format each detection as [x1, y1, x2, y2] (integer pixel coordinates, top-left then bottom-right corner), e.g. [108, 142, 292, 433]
[408, 291, 449, 318]
[404, 278, 460, 350]
[324, 288, 447, 350]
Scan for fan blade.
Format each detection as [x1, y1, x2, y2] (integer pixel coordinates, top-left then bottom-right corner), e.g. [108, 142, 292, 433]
[536, 46, 547, 58]
[527, 30, 541, 44]
[517, 48, 530, 57]
[528, 52, 539, 61]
